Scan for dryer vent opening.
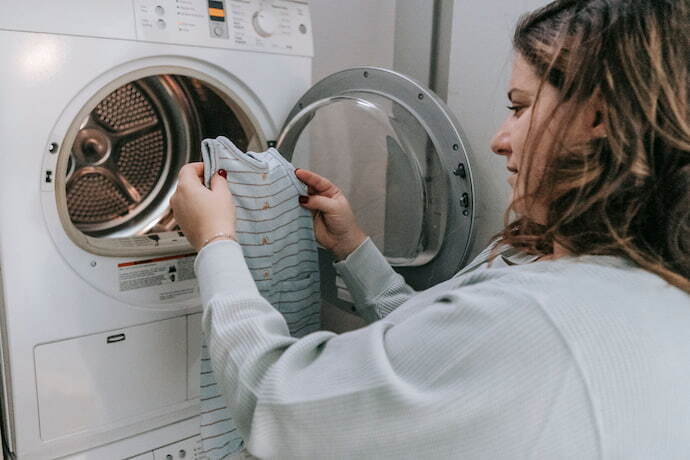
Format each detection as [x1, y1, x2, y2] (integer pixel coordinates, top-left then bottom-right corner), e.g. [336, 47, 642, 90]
[62, 74, 260, 240]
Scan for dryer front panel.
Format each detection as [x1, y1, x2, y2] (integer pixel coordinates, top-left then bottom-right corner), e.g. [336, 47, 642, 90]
[0, 25, 310, 457]
[278, 67, 475, 307]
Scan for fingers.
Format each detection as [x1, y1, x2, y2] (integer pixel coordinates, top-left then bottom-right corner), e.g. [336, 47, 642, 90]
[298, 194, 339, 214]
[178, 162, 205, 185]
[295, 168, 339, 197]
[210, 170, 228, 192]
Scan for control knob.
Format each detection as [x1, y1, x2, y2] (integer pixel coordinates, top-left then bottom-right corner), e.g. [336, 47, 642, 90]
[252, 9, 278, 37]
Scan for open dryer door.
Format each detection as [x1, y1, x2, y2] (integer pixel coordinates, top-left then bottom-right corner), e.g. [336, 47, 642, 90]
[277, 67, 475, 310]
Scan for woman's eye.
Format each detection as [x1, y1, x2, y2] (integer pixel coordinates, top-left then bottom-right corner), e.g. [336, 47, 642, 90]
[507, 105, 525, 116]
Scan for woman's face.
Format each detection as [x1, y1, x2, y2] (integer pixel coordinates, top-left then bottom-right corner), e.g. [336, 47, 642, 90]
[490, 53, 602, 222]
[490, 54, 560, 221]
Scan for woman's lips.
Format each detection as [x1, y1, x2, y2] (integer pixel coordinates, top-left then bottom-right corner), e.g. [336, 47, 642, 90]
[507, 166, 518, 186]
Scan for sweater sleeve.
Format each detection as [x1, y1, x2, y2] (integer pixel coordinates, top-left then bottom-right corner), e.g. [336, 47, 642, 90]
[195, 240, 590, 459]
[332, 237, 416, 322]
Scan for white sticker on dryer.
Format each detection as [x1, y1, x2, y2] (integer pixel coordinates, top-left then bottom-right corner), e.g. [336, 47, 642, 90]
[118, 253, 196, 292]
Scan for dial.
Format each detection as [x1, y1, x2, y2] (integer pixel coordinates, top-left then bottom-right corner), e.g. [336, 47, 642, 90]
[252, 9, 278, 37]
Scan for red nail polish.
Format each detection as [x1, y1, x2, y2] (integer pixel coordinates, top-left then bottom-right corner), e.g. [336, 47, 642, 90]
[298, 195, 309, 204]
[218, 169, 227, 179]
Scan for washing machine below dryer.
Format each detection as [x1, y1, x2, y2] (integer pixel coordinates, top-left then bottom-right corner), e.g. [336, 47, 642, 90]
[0, 2, 476, 459]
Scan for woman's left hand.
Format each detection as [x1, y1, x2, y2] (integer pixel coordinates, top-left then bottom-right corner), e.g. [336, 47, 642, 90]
[170, 162, 236, 251]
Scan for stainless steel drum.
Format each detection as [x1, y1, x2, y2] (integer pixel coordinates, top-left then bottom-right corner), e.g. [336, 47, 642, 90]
[64, 75, 254, 238]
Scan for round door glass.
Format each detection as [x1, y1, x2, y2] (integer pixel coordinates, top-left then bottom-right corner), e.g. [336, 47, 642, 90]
[281, 92, 449, 267]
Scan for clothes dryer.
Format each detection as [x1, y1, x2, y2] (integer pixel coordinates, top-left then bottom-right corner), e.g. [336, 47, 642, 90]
[0, 1, 313, 458]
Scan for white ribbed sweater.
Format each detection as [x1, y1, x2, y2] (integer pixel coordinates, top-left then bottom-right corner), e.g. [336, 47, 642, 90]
[195, 237, 690, 459]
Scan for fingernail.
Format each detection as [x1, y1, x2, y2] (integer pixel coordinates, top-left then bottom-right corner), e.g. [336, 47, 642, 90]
[294, 168, 301, 176]
[218, 169, 227, 179]
[298, 195, 309, 204]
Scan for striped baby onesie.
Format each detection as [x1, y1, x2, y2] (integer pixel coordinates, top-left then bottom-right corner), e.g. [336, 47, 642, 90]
[198, 137, 321, 459]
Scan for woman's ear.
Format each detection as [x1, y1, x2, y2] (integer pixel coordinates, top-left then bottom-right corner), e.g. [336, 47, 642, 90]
[593, 111, 603, 127]
[589, 96, 607, 139]
[592, 110, 607, 138]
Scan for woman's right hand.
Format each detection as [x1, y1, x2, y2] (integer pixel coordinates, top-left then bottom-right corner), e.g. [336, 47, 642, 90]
[295, 169, 367, 261]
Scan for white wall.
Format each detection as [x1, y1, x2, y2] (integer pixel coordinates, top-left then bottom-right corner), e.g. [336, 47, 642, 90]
[309, 0, 397, 82]
[446, 0, 550, 258]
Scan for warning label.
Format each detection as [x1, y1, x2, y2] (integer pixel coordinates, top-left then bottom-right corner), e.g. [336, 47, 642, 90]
[118, 253, 197, 292]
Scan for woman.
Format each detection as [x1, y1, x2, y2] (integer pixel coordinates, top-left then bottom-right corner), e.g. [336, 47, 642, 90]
[171, 0, 690, 457]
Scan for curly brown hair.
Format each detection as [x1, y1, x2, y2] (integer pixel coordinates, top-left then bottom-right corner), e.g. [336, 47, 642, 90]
[499, 0, 690, 292]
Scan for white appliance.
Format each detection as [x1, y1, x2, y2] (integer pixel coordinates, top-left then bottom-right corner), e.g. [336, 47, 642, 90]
[0, 1, 476, 458]
[0, 1, 313, 458]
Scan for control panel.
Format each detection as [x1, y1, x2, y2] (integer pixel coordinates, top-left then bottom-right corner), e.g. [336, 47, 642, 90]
[133, 0, 313, 57]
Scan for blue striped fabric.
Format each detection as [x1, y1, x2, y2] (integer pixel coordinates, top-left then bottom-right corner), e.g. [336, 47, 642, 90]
[198, 137, 321, 459]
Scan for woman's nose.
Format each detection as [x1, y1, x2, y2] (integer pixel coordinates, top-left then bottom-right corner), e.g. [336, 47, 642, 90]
[490, 126, 511, 157]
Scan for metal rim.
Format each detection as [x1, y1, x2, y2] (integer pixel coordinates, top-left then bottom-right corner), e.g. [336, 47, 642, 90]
[43, 64, 270, 259]
[56, 71, 267, 244]
[278, 66, 475, 288]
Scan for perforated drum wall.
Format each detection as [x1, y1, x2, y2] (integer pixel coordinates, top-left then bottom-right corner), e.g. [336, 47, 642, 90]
[61, 75, 258, 239]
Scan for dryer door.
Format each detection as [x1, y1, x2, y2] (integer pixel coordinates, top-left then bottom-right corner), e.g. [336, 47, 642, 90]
[277, 67, 475, 307]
